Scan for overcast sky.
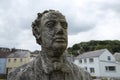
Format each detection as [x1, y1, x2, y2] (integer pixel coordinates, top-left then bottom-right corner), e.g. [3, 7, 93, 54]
[0, 0, 120, 51]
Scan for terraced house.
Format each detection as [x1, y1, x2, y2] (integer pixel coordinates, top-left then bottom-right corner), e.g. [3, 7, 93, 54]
[6, 49, 30, 74]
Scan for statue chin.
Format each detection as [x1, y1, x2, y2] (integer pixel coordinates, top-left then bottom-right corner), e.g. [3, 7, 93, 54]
[52, 42, 67, 57]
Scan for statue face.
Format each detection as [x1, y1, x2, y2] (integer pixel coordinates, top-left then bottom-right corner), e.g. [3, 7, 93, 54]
[40, 12, 68, 53]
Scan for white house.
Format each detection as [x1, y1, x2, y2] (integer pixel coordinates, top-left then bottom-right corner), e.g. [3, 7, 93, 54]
[74, 49, 120, 79]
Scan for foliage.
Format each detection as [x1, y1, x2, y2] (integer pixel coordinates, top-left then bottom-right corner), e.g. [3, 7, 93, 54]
[67, 40, 120, 56]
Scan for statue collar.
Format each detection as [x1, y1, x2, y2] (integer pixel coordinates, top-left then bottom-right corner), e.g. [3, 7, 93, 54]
[35, 51, 71, 74]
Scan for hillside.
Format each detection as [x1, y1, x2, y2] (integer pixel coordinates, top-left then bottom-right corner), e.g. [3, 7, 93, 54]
[67, 40, 120, 56]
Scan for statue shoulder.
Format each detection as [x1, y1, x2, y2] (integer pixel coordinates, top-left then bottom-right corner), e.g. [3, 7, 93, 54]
[7, 61, 35, 80]
[70, 62, 93, 80]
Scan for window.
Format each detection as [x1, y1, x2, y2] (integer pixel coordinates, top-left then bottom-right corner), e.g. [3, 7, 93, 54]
[89, 58, 94, 63]
[8, 59, 11, 62]
[79, 59, 82, 63]
[85, 67, 87, 70]
[105, 66, 116, 72]
[14, 59, 17, 62]
[20, 58, 23, 62]
[84, 59, 87, 63]
[107, 56, 111, 60]
[90, 68, 95, 73]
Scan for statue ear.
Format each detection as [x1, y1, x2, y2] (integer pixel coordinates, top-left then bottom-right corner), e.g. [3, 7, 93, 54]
[32, 23, 41, 45]
[37, 13, 42, 18]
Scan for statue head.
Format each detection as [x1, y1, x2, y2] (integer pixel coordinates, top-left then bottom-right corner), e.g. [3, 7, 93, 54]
[32, 10, 68, 55]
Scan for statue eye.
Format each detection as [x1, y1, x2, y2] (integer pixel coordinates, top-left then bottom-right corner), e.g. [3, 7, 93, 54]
[46, 21, 56, 28]
[61, 22, 68, 29]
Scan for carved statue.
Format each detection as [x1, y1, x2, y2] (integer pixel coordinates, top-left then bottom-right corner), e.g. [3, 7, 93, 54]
[7, 10, 92, 80]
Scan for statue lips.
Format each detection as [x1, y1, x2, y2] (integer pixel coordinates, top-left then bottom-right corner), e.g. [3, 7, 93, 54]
[54, 37, 66, 42]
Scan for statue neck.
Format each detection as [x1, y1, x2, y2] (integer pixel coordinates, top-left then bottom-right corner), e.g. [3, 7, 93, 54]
[41, 47, 64, 62]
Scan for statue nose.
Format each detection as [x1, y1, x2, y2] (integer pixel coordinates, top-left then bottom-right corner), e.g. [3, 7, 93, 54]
[56, 25, 64, 35]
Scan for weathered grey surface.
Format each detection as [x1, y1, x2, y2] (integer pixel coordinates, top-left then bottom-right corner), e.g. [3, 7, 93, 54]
[8, 51, 92, 80]
[7, 10, 93, 80]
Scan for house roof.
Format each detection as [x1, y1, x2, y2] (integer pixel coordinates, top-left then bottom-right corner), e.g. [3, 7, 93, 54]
[7, 50, 30, 58]
[0, 52, 10, 58]
[0, 47, 10, 58]
[114, 53, 120, 62]
[76, 49, 108, 59]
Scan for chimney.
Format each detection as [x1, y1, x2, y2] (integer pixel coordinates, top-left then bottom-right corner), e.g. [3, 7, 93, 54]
[11, 48, 16, 53]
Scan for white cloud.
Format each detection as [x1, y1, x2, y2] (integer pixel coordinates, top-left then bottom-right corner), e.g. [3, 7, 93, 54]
[0, 0, 120, 51]
[15, 29, 40, 51]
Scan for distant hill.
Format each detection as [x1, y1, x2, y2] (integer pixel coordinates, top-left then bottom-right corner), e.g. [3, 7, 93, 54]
[67, 40, 120, 56]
